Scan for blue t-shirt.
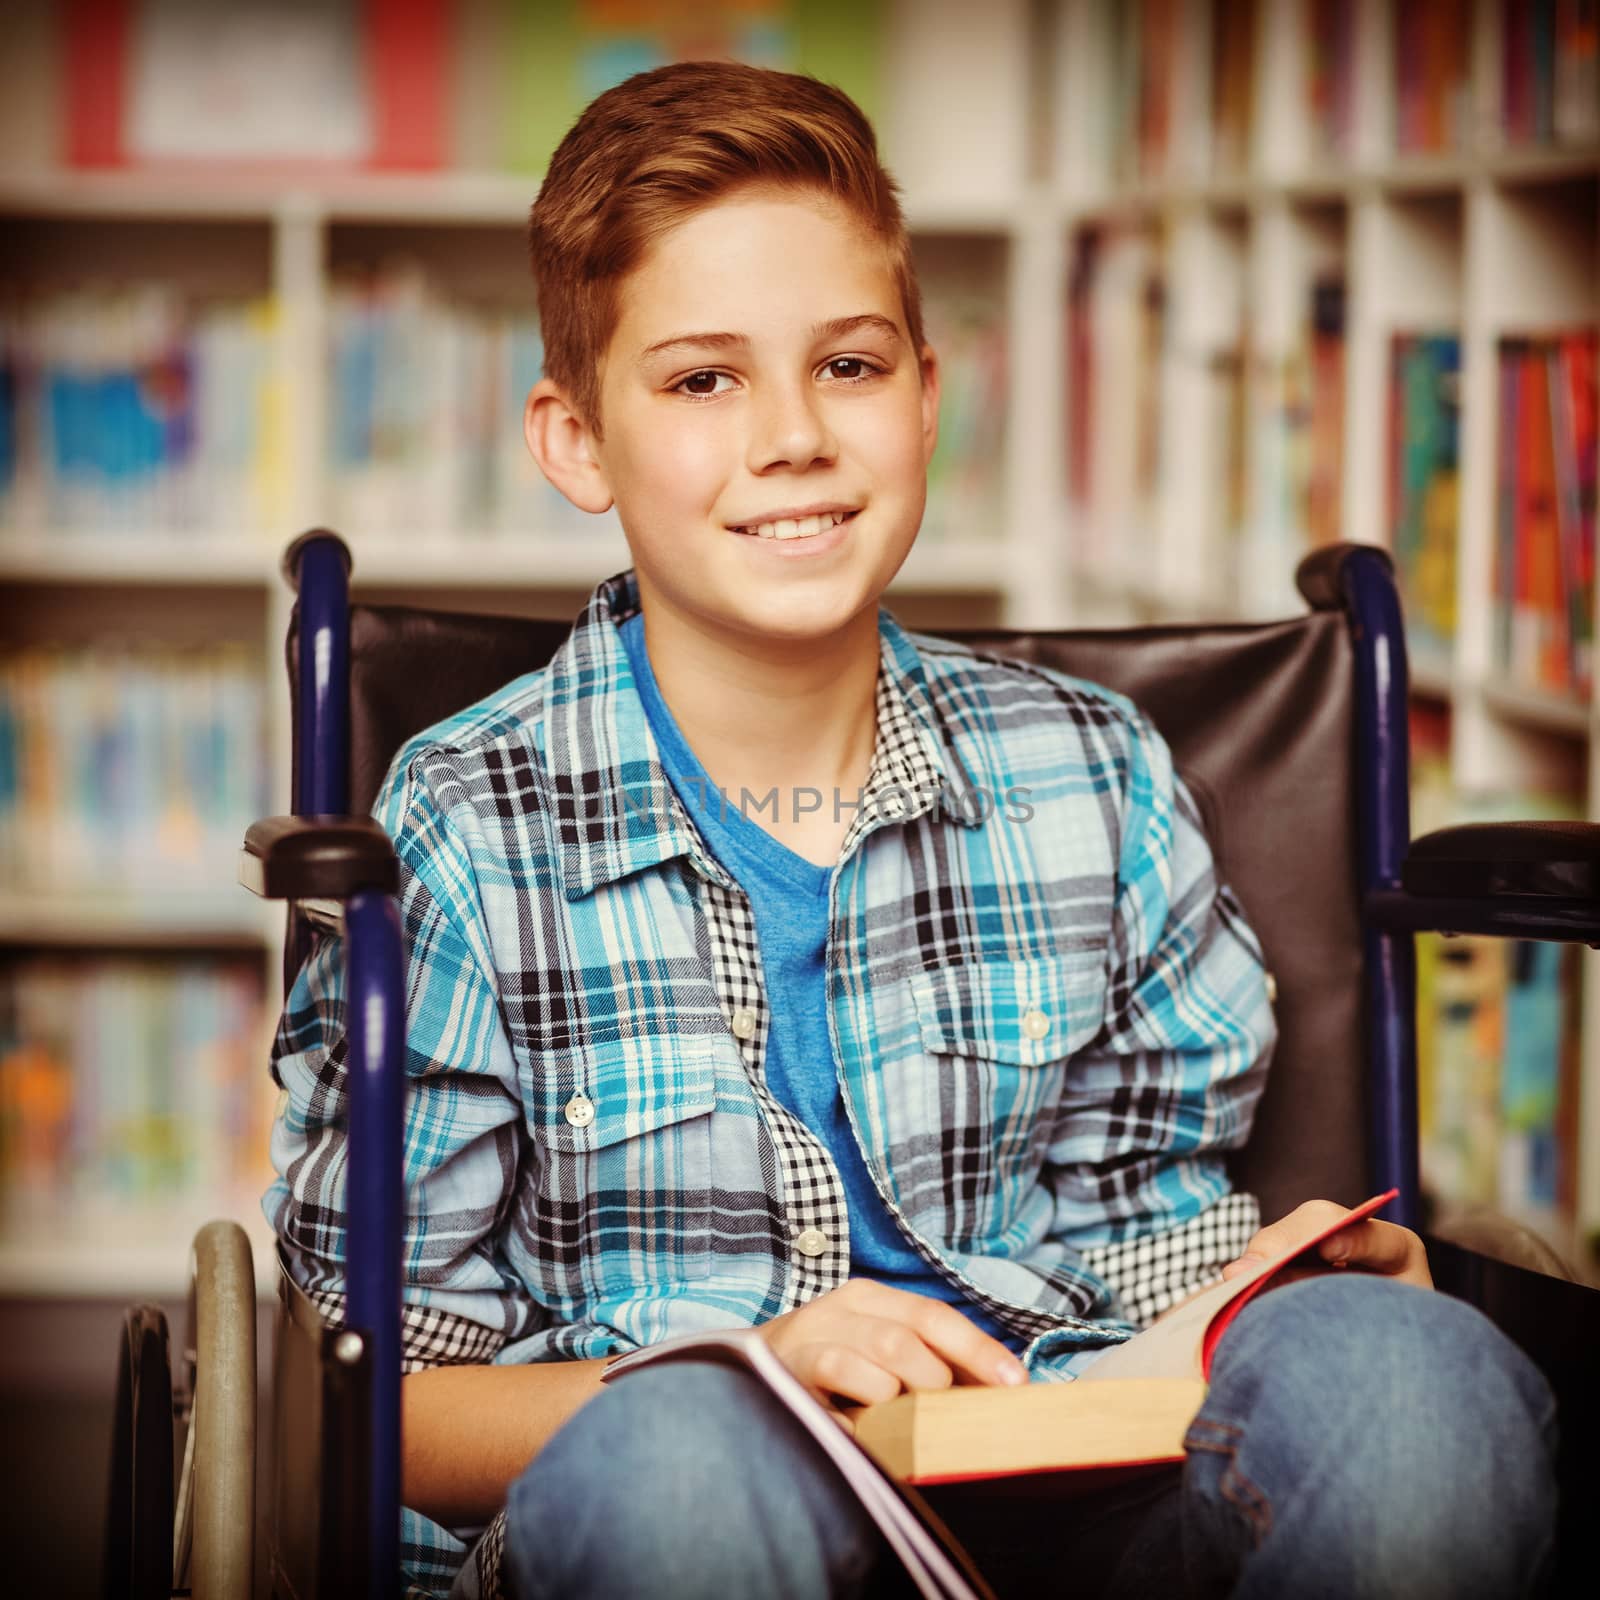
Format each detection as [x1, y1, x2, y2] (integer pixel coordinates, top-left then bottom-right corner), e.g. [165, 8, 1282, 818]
[619, 612, 1022, 1352]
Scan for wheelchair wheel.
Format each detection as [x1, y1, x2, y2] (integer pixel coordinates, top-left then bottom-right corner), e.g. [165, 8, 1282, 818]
[103, 1306, 174, 1600]
[172, 1220, 257, 1600]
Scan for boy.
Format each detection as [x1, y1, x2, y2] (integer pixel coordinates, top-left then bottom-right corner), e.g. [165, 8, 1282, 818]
[268, 61, 1556, 1600]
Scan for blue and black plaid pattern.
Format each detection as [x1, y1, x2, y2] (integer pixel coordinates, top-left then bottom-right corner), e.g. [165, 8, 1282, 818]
[266, 569, 1276, 1597]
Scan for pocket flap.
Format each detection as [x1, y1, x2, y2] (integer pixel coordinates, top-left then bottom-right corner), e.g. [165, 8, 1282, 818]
[526, 1036, 720, 1153]
[910, 954, 1104, 1065]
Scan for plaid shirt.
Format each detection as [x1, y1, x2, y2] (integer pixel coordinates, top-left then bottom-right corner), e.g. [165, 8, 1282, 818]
[266, 569, 1275, 1597]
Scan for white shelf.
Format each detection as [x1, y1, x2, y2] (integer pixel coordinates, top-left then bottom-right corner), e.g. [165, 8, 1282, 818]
[0, 1200, 279, 1299]
[1408, 649, 1455, 700]
[1062, 146, 1600, 223]
[1479, 680, 1594, 740]
[0, 168, 1027, 237]
[0, 533, 278, 586]
[0, 890, 274, 949]
[346, 533, 632, 590]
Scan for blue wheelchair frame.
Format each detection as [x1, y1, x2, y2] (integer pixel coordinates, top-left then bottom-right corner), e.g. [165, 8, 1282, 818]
[265, 531, 1600, 1593]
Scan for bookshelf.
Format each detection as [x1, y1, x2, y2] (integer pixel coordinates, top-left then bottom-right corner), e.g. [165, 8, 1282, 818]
[0, 0, 1597, 1293]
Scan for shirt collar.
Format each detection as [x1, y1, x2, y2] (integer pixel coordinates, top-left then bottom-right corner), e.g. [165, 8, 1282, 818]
[544, 570, 982, 901]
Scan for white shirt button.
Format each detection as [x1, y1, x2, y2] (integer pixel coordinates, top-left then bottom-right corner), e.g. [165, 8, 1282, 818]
[563, 1092, 595, 1128]
[1021, 1007, 1051, 1041]
[1265, 971, 1279, 1004]
[794, 1227, 830, 1257]
[730, 1006, 758, 1040]
[275, 1087, 290, 1118]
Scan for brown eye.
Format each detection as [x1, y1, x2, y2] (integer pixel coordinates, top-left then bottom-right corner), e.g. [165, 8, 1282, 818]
[827, 358, 872, 381]
[678, 370, 725, 396]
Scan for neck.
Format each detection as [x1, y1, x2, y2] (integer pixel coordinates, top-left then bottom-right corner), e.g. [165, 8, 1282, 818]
[633, 596, 881, 808]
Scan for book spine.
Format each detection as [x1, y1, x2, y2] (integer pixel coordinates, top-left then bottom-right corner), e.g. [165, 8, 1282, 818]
[1555, 0, 1600, 142]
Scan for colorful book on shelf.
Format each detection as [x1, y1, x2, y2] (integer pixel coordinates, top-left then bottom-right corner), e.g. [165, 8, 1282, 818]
[1388, 333, 1461, 663]
[0, 288, 282, 537]
[1519, 339, 1564, 689]
[1554, 0, 1600, 143]
[1306, 0, 1356, 159]
[1413, 750, 1587, 1248]
[603, 1193, 1399, 1558]
[0, 645, 266, 898]
[1500, 0, 1600, 147]
[501, 0, 882, 175]
[62, 0, 452, 169]
[1394, 0, 1471, 154]
[1499, 940, 1583, 1231]
[0, 958, 271, 1219]
[1106, 0, 1186, 183]
[1065, 227, 1168, 581]
[1207, 0, 1255, 175]
[1494, 332, 1598, 701]
[920, 287, 1008, 544]
[1252, 272, 1346, 572]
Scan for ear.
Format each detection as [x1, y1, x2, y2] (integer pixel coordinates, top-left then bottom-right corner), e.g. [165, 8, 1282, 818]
[524, 378, 614, 514]
[917, 342, 941, 466]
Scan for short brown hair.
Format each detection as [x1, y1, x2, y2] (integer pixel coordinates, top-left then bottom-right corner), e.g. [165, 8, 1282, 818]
[527, 60, 924, 435]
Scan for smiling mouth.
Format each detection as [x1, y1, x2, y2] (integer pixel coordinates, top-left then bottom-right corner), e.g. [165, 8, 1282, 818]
[730, 509, 859, 541]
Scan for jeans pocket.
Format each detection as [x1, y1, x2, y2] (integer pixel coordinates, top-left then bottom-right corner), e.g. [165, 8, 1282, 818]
[1183, 1415, 1274, 1557]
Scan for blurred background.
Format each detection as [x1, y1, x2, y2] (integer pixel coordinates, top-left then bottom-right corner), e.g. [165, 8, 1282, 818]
[0, 0, 1596, 1589]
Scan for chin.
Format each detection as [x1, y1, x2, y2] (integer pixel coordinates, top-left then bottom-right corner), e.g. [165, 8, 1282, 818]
[734, 570, 892, 640]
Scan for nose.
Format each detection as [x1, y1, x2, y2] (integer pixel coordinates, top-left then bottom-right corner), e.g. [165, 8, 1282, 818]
[745, 375, 838, 474]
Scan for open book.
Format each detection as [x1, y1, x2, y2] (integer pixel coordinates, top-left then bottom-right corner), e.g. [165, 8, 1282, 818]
[600, 1190, 1399, 1600]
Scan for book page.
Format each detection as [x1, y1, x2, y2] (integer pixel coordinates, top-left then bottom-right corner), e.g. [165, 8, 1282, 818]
[1080, 1190, 1399, 1383]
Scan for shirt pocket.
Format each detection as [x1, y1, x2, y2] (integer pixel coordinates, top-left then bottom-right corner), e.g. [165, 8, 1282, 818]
[910, 950, 1107, 1065]
[519, 1034, 720, 1286]
[908, 952, 1106, 1230]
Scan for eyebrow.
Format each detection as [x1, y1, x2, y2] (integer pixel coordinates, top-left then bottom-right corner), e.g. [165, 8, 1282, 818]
[636, 313, 904, 366]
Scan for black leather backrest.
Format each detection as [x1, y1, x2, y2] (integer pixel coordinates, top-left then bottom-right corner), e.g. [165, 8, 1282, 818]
[290, 603, 1367, 1223]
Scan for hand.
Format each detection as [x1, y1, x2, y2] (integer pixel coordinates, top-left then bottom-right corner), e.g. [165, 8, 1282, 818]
[756, 1278, 1029, 1420]
[1220, 1199, 1434, 1291]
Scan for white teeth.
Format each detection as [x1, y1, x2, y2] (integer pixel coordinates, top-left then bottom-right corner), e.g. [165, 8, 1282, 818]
[742, 510, 851, 539]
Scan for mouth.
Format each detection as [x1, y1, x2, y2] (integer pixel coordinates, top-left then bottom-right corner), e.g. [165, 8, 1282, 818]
[728, 509, 860, 541]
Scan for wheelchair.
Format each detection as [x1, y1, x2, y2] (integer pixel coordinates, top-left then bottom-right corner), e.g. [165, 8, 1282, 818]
[106, 527, 1600, 1598]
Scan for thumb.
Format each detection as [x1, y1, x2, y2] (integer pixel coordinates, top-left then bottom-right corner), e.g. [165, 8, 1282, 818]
[1220, 1253, 1267, 1281]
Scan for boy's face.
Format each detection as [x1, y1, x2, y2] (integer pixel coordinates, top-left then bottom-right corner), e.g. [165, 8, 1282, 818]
[550, 187, 939, 650]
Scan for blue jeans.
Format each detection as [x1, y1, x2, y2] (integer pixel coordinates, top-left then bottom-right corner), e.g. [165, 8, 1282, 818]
[500, 1277, 1558, 1599]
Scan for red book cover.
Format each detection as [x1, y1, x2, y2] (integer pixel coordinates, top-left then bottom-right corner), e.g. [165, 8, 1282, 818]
[1497, 344, 1522, 668]
[1504, 0, 1532, 141]
[60, 0, 452, 169]
[1519, 340, 1565, 690]
[367, 0, 451, 170]
[62, 0, 129, 167]
[1563, 332, 1599, 691]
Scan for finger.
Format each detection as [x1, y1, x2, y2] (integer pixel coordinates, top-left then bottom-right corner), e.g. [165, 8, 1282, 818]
[900, 1296, 1028, 1387]
[1231, 1200, 1351, 1270]
[796, 1340, 906, 1408]
[843, 1280, 1027, 1386]
[841, 1309, 956, 1393]
[1320, 1220, 1432, 1285]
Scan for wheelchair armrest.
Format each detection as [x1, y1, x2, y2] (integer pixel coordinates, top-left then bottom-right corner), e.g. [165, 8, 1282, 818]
[238, 816, 399, 901]
[1403, 821, 1600, 900]
[1365, 821, 1600, 944]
